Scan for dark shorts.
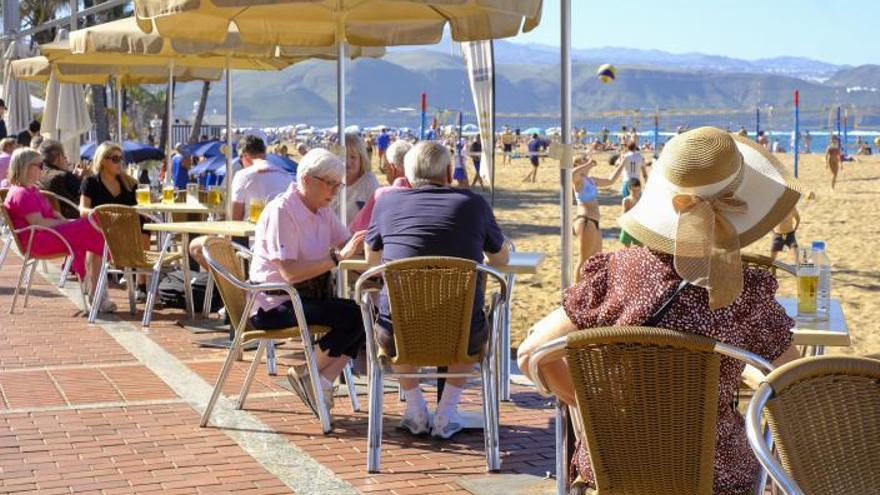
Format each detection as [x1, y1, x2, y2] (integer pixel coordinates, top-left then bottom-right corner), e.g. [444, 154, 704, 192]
[530, 155, 540, 166]
[250, 298, 365, 359]
[375, 314, 488, 358]
[503, 143, 513, 153]
[771, 231, 797, 252]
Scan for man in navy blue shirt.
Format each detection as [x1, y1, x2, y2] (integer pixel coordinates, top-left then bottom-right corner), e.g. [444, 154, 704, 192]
[366, 141, 509, 439]
[171, 144, 192, 190]
[523, 133, 542, 183]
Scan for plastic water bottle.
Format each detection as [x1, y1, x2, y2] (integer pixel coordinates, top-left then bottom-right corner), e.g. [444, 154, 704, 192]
[812, 241, 831, 320]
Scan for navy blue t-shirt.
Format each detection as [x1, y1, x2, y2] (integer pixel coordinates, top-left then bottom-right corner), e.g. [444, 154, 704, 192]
[367, 184, 505, 332]
[376, 132, 391, 151]
[171, 155, 189, 190]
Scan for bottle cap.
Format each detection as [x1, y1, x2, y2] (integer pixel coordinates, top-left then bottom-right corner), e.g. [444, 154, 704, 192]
[812, 240, 826, 251]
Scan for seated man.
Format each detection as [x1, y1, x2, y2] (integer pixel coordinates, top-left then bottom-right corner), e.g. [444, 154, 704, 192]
[248, 149, 366, 418]
[36, 139, 82, 219]
[366, 141, 510, 439]
[189, 135, 294, 268]
[349, 138, 412, 231]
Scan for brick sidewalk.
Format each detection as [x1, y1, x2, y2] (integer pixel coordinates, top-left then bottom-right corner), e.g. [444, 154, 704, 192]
[0, 253, 556, 494]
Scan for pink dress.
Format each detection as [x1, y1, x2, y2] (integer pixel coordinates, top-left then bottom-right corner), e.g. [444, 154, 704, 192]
[563, 247, 794, 495]
[3, 185, 104, 278]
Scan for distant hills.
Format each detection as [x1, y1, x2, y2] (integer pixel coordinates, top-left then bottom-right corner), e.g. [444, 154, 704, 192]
[173, 44, 880, 128]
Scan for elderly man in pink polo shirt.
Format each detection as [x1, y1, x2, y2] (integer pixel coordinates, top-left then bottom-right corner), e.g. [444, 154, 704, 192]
[249, 148, 366, 420]
[349, 139, 413, 232]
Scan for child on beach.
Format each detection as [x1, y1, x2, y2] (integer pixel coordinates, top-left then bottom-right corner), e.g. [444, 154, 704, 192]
[619, 177, 642, 247]
[770, 206, 800, 262]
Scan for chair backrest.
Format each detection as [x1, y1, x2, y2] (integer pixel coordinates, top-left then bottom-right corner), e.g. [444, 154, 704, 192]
[201, 237, 249, 331]
[742, 253, 796, 277]
[565, 326, 722, 494]
[762, 356, 880, 494]
[39, 190, 62, 213]
[383, 256, 481, 366]
[0, 189, 27, 253]
[91, 205, 148, 268]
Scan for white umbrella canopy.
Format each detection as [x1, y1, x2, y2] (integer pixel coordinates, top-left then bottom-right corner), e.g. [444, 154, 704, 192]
[2, 40, 36, 135]
[133, 0, 543, 46]
[41, 30, 92, 166]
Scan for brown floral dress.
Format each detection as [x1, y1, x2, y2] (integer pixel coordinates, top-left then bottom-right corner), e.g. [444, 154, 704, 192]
[563, 247, 794, 495]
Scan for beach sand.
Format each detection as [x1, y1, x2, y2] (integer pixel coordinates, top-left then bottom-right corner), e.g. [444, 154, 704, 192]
[480, 151, 879, 358]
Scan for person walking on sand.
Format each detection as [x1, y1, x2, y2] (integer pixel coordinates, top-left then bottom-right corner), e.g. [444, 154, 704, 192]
[500, 127, 515, 165]
[469, 135, 485, 189]
[522, 134, 542, 183]
[826, 135, 841, 191]
[804, 130, 812, 153]
[770, 206, 800, 263]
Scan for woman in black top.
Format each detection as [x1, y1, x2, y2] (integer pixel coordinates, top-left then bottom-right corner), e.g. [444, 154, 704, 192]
[79, 142, 151, 300]
[469, 135, 484, 189]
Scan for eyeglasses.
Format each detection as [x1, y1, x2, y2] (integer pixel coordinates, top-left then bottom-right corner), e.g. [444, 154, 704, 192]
[313, 176, 344, 190]
[106, 155, 124, 164]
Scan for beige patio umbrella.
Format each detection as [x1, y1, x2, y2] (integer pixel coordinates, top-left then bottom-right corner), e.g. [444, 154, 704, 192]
[11, 55, 223, 85]
[64, 16, 383, 218]
[133, 0, 539, 226]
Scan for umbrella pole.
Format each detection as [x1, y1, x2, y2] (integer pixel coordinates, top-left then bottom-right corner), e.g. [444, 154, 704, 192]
[337, 41, 348, 226]
[225, 62, 233, 220]
[115, 77, 123, 142]
[560, 0, 573, 291]
[164, 62, 175, 186]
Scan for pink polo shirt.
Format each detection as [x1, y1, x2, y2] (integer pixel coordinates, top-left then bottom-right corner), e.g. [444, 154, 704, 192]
[349, 176, 411, 232]
[249, 184, 349, 312]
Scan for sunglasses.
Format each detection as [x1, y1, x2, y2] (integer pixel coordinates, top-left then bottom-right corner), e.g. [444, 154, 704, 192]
[313, 176, 344, 190]
[106, 155, 124, 164]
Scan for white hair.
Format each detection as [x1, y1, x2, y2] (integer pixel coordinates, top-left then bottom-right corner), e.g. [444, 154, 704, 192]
[297, 148, 344, 185]
[404, 141, 451, 187]
[385, 139, 412, 169]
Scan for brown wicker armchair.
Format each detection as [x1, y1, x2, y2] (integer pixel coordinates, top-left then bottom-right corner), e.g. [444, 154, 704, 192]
[746, 356, 880, 495]
[86, 205, 181, 327]
[199, 237, 359, 433]
[354, 256, 507, 473]
[741, 253, 796, 277]
[529, 326, 775, 495]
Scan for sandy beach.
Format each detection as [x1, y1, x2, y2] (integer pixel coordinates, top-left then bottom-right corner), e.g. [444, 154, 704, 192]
[443, 149, 880, 357]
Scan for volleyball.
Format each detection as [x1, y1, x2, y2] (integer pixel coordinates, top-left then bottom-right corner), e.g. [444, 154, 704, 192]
[597, 64, 616, 83]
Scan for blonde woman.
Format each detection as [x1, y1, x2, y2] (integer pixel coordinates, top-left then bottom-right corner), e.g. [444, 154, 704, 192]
[331, 133, 380, 226]
[79, 142, 151, 301]
[3, 148, 111, 311]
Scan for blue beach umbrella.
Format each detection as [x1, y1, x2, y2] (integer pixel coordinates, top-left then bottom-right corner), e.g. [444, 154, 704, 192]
[80, 140, 165, 163]
[523, 127, 544, 135]
[192, 153, 297, 177]
[181, 139, 232, 159]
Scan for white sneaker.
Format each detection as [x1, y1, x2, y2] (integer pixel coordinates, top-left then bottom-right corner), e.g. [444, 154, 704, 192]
[432, 409, 464, 440]
[397, 404, 431, 436]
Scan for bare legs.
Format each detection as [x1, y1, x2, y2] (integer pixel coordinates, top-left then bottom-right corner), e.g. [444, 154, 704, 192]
[574, 214, 602, 281]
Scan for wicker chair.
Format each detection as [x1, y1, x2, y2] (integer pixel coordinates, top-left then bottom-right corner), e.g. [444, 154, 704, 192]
[741, 253, 796, 277]
[746, 356, 880, 495]
[0, 189, 84, 313]
[529, 326, 775, 495]
[199, 237, 359, 433]
[87, 205, 181, 327]
[354, 256, 508, 473]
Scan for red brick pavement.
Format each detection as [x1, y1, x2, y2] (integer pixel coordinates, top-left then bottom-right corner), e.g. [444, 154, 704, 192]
[0, 252, 559, 495]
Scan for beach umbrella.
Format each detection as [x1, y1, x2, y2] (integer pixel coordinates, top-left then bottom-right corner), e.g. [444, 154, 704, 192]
[2, 40, 35, 135]
[40, 31, 92, 164]
[80, 140, 166, 163]
[182, 139, 228, 159]
[133, 0, 541, 227]
[192, 153, 297, 176]
[523, 127, 544, 135]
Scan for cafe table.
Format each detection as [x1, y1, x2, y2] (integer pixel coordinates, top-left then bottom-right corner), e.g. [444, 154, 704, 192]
[338, 250, 545, 402]
[135, 202, 222, 222]
[777, 297, 850, 355]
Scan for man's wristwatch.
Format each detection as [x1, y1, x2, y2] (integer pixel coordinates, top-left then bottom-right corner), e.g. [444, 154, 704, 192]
[329, 248, 340, 266]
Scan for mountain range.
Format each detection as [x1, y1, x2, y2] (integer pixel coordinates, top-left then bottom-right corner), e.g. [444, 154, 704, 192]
[172, 42, 880, 128]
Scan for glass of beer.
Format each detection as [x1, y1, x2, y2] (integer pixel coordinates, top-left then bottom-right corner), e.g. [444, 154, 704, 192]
[162, 185, 175, 204]
[248, 197, 266, 223]
[796, 247, 818, 318]
[207, 186, 222, 207]
[136, 185, 151, 205]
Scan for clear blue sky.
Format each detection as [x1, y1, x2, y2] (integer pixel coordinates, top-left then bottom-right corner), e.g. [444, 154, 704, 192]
[511, 0, 875, 66]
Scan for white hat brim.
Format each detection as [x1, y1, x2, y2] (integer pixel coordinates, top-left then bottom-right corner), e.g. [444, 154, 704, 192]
[619, 133, 802, 254]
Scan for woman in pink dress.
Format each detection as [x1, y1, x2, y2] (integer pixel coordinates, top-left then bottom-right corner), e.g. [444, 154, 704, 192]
[3, 148, 112, 312]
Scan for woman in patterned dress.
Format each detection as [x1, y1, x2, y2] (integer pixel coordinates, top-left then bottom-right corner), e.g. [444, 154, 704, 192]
[518, 127, 804, 495]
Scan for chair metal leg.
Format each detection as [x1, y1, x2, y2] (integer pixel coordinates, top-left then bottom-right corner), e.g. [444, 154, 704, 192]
[201, 332, 244, 427]
[481, 358, 501, 472]
[0, 235, 11, 268]
[40, 260, 49, 274]
[202, 274, 214, 317]
[57, 256, 73, 288]
[265, 340, 277, 375]
[9, 257, 31, 314]
[126, 269, 137, 315]
[398, 382, 406, 402]
[343, 362, 360, 412]
[555, 402, 569, 495]
[22, 261, 37, 308]
[366, 359, 384, 473]
[303, 340, 332, 434]
[180, 236, 195, 319]
[141, 266, 162, 328]
[237, 340, 266, 410]
[88, 260, 110, 324]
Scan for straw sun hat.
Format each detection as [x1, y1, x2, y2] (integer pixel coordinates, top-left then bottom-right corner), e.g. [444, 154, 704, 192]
[619, 127, 802, 309]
